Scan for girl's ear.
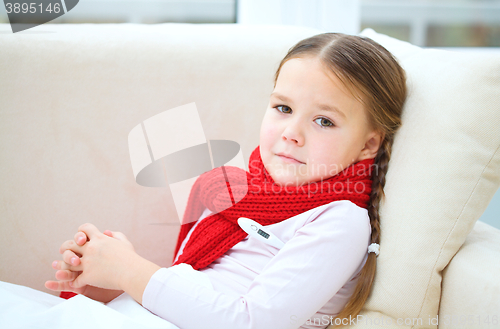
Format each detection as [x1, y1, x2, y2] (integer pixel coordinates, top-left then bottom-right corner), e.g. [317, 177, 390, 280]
[357, 130, 384, 161]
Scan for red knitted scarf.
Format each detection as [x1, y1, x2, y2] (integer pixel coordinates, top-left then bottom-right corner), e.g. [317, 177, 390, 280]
[172, 145, 375, 270]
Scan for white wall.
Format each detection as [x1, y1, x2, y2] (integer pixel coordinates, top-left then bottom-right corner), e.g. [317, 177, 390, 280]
[237, 0, 360, 34]
[479, 187, 500, 230]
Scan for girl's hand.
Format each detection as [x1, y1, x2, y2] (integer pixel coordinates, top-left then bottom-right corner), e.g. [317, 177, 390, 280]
[45, 229, 127, 303]
[47, 223, 161, 305]
[60, 229, 135, 268]
[59, 223, 139, 291]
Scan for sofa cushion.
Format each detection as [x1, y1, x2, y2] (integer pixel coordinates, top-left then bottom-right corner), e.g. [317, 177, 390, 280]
[341, 28, 500, 328]
[439, 220, 500, 329]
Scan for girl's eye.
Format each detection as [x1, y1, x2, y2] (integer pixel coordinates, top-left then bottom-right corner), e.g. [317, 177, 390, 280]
[275, 105, 292, 114]
[314, 117, 334, 128]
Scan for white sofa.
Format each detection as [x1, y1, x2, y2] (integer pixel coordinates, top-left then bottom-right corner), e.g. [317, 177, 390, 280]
[0, 23, 499, 329]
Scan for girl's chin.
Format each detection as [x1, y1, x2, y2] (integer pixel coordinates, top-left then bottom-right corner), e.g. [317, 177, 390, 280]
[271, 174, 335, 187]
[270, 176, 307, 187]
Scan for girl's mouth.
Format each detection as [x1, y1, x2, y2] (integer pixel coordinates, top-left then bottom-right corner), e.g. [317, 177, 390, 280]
[276, 153, 305, 164]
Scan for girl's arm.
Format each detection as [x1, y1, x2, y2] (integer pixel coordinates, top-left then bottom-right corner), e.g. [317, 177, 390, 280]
[142, 201, 371, 329]
[56, 202, 369, 328]
[109, 252, 161, 305]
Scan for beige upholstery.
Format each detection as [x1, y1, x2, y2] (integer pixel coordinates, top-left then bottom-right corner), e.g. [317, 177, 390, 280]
[439, 220, 500, 329]
[0, 23, 499, 329]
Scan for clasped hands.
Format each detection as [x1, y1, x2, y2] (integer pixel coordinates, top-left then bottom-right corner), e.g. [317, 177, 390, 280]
[45, 223, 159, 304]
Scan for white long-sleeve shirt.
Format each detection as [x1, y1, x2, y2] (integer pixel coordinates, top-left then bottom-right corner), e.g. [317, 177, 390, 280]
[142, 200, 371, 329]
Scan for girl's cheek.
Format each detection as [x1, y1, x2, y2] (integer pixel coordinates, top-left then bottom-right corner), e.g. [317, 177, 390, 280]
[259, 118, 276, 146]
[260, 130, 278, 155]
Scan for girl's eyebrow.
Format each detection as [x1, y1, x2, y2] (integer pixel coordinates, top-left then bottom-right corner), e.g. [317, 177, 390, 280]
[317, 103, 346, 120]
[270, 92, 291, 103]
[270, 92, 346, 119]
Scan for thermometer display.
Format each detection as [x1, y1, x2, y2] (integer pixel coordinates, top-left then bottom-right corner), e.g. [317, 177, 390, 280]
[257, 229, 270, 239]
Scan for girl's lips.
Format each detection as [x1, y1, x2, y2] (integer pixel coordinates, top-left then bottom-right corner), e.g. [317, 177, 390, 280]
[276, 154, 304, 164]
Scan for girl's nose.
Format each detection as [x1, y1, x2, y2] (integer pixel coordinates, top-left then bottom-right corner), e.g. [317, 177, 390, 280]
[281, 123, 304, 146]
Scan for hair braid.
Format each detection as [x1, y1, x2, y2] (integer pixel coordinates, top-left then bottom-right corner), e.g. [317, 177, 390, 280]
[331, 137, 392, 325]
[368, 136, 391, 245]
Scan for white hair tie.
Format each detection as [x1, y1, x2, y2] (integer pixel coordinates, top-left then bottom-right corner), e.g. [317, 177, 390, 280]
[368, 243, 380, 256]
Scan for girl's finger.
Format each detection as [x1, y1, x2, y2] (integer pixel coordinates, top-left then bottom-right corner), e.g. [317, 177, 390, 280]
[44, 280, 85, 294]
[103, 230, 113, 237]
[110, 231, 127, 242]
[45, 280, 68, 292]
[70, 274, 87, 289]
[52, 260, 72, 271]
[111, 231, 135, 251]
[78, 223, 101, 240]
[63, 249, 81, 267]
[55, 269, 80, 282]
[52, 256, 83, 272]
[59, 239, 83, 255]
[74, 231, 88, 246]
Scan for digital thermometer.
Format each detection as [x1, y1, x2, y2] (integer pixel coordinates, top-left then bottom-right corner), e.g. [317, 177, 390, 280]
[237, 217, 285, 249]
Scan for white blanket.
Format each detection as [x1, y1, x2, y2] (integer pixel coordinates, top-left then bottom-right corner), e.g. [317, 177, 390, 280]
[1, 263, 218, 328]
[0, 281, 179, 329]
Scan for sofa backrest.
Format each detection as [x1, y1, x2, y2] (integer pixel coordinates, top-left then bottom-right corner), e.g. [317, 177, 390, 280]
[0, 22, 321, 294]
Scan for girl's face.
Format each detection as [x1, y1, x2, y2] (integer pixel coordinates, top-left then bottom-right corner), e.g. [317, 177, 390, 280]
[259, 56, 383, 186]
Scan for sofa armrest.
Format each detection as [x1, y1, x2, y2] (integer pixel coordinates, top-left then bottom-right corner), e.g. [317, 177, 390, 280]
[438, 220, 500, 329]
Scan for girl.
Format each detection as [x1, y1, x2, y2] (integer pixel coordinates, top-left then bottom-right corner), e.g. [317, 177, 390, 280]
[45, 33, 406, 328]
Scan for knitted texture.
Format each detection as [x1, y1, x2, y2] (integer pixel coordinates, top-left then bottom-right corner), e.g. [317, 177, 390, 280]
[172, 145, 375, 270]
[60, 291, 77, 299]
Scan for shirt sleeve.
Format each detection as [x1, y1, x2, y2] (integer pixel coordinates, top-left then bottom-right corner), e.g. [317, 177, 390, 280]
[142, 201, 371, 329]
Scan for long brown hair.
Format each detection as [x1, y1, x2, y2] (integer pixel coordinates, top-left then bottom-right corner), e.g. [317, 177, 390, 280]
[273, 33, 406, 325]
